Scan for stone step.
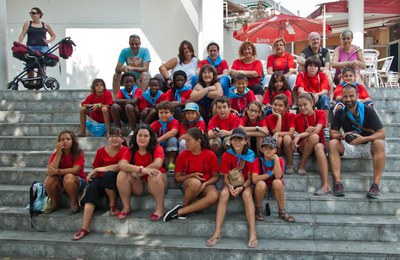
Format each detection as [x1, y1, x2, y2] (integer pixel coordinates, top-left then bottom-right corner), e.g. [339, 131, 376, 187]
[375, 109, 400, 123]
[0, 123, 80, 136]
[372, 97, 400, 110]
[4, 136, 400, 153]
[2, 167, 400, 194]
[0, 89, 89, 101]
[1, 207, 399, 242]
[1, 186, 400, 215]
[0, 100, 82, 112]
[2, 150, 399, 172]
[367, 87, 400, 98]
[0, 230, 399, 259]
[0, 111, 78, 123]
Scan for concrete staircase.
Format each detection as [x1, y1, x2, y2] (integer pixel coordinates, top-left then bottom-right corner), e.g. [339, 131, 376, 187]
[0, 88, 399, 259]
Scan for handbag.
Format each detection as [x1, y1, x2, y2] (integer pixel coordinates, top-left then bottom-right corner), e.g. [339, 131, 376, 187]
[228, 159, 246, 188]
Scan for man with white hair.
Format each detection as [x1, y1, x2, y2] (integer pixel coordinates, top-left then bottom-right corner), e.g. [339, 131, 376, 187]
[297, 32, 334, 101]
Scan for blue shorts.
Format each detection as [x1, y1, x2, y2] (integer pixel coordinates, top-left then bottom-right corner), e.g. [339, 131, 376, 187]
[160, 137, 179, 152]
[28, 45, 49, 53]
[316, 95, 330, 110]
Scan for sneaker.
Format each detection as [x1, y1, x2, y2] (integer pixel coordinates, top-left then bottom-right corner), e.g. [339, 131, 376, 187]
[178, 214, 188, 220]
[367, 183, 380, 199]
[333, 182, 345, 197]
[167, 163, 175, 173]
[163, 205, 181, 222]
[313, 187, 331, 196]
[285, 167, 295, 175]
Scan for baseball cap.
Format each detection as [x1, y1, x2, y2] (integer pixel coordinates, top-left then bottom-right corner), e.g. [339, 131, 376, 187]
[182, 102, 199, 112]
[261, 136, 277, 148]
[230, 127, 247, 139]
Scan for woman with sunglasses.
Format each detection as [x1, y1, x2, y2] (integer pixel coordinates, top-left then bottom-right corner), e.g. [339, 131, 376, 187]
[17, 7, 56, 78]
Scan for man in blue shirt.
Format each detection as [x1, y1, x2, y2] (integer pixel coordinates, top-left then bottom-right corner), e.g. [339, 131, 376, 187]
[113, 34, 151, 95]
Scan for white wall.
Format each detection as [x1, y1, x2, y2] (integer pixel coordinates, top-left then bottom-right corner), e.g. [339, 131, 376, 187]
[6, 0, 199, 89]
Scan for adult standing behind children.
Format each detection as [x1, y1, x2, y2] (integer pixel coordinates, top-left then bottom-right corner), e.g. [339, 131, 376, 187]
[113, 34, 151, 95]
[328, 84, 386, 198]
[230, 41, 264, 102]
[18, 7, 56, 78]
[158, 40, 199, 91]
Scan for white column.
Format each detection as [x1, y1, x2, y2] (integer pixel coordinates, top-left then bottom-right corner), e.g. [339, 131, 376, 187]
[0, 0, 9, 88]
[198, 0, 223, 59]
[348, 0, 364, 49]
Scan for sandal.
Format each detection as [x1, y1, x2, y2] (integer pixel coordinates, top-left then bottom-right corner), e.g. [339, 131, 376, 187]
[206, 235, 221, 247]
[248, 239, 259, 248]
[255, 207, 264, 221]
[72, 228, 90, 240]
[278, 209, 295, 222]
[67, 207, 81, 215]
[149, 213, 164, 222]
[43, 206, 58, 215]
[109, 205, 120, 216]
[76, 133, 86, 137]
[117, 210, 132, 220]
[296, 169, 307, 176]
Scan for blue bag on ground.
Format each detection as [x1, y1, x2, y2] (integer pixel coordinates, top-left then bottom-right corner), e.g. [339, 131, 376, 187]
[86, 120, 107, 137]
[26, 181, 47, 214]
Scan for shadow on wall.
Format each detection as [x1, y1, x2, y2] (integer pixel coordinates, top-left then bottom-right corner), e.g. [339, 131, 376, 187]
[67, 59, 99, 89]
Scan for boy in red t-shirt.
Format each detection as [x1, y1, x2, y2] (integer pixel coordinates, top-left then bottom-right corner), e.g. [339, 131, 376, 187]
[141, 77, 168, 124]
[150, 101, 179, 172]
[252, 137, 295, 222]
[207, 96, 240, 154]
[227, 74, 256, 117]
[111, 72, 142, 134]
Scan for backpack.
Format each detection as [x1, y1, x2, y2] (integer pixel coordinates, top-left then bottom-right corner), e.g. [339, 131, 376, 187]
[26, 181, 47, 215]
[59, 37, 76, 59]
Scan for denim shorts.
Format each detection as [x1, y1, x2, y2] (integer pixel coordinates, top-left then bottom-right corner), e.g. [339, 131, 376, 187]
[160, 137, 179, 152]
[28, 45, 49, 53]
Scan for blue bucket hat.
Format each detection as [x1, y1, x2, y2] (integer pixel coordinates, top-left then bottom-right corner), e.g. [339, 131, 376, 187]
[261, 136, 278, 148]
[182, 102, 199, 112]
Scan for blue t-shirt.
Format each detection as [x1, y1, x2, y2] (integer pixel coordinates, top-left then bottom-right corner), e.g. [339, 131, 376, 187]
[118, 47, 151, 79]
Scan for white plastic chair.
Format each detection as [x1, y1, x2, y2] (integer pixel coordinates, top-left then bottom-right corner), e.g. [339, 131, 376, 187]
[361, 49, 380, 88]
[377, 56, 399, 88]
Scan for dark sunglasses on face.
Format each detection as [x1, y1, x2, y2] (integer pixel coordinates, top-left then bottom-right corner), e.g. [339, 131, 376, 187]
[29, 12, 38, 15]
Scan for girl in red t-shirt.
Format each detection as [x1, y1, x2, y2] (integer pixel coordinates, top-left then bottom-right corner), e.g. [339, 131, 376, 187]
[117, 124, 167, 221]
[73, 127, 128, 240]
[263, 71, 292, 113]
[178, 102, 206, 152]
[239, 101, 269, 153]
[44, 130, 85, 215]
[293, 93, 330, 196]
[207, 128, 258, 248]
[163, 128, 219, 222]
[266, 94, 296, 174]
[78, 78, 114, 137]
[252, 137, 295, 222]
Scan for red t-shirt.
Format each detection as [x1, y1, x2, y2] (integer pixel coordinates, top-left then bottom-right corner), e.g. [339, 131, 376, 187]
[115, 87, 143, 100]
[208, 113, 240, 131]
[239, 116, 267, 127]
[48, 151, 85, 179]
[333, 83, 370, 100]
[121, 145, 166, 174]
[198, 59, 229, 75]
[267, 52, 295, 72]
[81, 90, 114, 107]
[252, 157, 285, 186]
[229, 90, 256, 115]
[295, 110, 326, 145]
[179, 120, 206, 136]
[220, 152, 254, 181]
[165, 89, 192, 103]
[295, 71, 329, 93]
[262, 89, 293, 107]
[266, 112, 296, 134]
[92, 146, 129, 178]
[175, 149, 219, 182]
[231, 59, 262, 87]
[151, 118, 180, 138]
[139, 92, 168, 110]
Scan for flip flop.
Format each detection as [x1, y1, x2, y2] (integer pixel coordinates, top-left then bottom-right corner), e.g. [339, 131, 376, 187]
[149, 213, 164, 221]
[206, 236, 221, 247]
[296, 169, 307, 176]
[117, 210, 132, 220]
[67, 207, 81, 215]
[248, 239, 259, 248]
[72, 228, 90, 240]
[109, 205, 120, 216]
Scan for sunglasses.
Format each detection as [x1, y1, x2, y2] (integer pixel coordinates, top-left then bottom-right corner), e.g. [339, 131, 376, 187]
[29, 12, 38, 15]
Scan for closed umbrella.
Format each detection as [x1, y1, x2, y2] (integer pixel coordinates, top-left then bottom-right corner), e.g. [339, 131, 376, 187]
[233, 13, 332, 44]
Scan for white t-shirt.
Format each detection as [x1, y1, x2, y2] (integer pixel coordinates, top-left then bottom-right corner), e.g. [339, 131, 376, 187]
[171, 56, 198, 87]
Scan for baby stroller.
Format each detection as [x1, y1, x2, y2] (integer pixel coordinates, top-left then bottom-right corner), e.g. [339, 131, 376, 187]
[7, 37, 76, 91]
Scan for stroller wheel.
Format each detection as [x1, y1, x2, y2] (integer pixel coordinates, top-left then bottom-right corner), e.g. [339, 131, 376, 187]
[43, 77, 60, 91]
[7, 82, 18, 90]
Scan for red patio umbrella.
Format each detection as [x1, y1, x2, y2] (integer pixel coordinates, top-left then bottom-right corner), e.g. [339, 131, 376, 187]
[233, 13, 332, 44]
